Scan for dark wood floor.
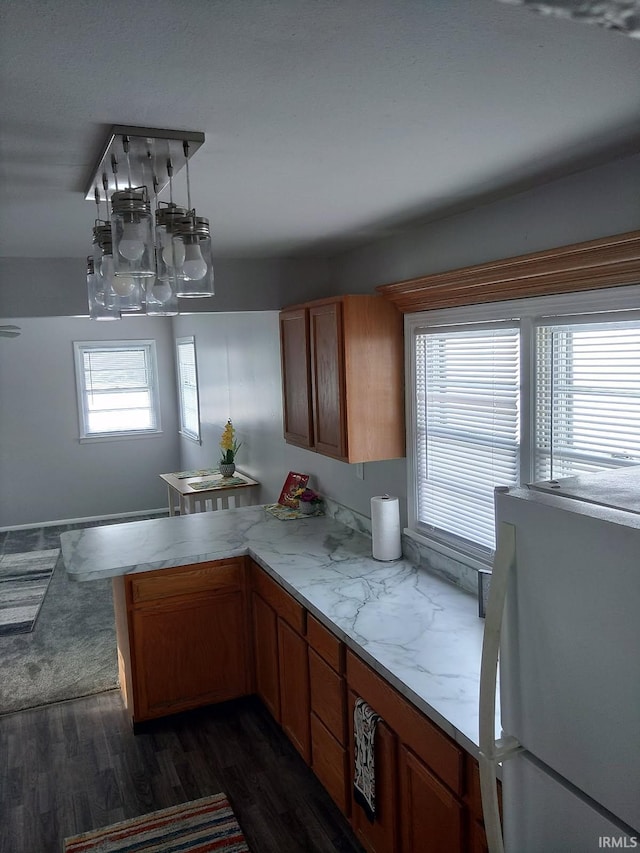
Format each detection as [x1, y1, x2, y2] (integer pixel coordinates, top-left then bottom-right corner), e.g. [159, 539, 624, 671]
[0, 690, 365, 853]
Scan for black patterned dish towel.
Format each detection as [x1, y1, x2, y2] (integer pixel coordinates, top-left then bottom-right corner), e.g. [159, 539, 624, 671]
[353, 697, 382, 822]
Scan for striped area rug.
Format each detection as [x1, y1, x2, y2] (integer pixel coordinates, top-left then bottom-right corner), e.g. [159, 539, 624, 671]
[0, 549, 59, 636]
[63, 793, 250, 852]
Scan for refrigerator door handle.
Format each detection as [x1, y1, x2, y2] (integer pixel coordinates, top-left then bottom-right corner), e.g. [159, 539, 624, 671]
[479, 520, 522, 853]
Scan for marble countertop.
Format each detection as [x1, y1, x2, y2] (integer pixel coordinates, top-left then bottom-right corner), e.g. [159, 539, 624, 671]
[60, 505, 497, 757]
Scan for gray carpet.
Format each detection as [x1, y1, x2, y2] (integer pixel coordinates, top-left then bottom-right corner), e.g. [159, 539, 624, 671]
[0, 548, 118, 714]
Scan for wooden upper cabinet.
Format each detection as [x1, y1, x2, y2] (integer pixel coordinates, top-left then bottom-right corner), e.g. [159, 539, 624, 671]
[280, 308, 313, 448]
[309, 301, 347, 458]
[280, 295, 405, 463]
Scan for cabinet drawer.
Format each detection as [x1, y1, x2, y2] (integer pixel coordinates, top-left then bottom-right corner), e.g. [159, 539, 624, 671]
[309, 648, 346, 744]
[128, 559, 244, 605]
[251, 563, 305, 635]
[307, 614, 344, 672]
[346, 651, 464, 796]
[311, 713, 349, 816]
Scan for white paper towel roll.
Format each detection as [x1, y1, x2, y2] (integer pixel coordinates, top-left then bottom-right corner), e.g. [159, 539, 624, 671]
[371, 495, 402, 561]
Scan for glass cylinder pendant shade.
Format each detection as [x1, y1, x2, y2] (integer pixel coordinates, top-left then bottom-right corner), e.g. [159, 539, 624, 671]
[111, 189, 155, 278]
[145, 274, 179, 316]
[175, 216, 215, 297]
[110, 272, 145, 312]
[155, 203, 187, 283]
[87, 256, 120, 321]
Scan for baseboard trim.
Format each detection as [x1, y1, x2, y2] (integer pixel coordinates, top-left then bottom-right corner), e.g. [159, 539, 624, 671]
[0, 508, 169, 533]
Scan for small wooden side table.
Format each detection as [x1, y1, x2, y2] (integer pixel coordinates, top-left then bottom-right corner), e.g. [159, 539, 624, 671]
[159, 470, 260, 516]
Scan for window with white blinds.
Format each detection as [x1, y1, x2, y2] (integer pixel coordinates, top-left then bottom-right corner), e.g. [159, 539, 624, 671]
[534, 317, 640, 481]
[176, 336, 201, 442]
[409, 292, 640, 563]
[73, 340, 160, 439]
[415, 323, 520, 553]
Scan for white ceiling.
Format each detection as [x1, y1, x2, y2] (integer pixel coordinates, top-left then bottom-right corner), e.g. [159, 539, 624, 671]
[1, 0, 639, 259]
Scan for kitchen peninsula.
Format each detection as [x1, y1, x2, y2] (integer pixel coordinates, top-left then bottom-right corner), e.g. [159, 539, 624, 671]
[61, 504, 498, 852]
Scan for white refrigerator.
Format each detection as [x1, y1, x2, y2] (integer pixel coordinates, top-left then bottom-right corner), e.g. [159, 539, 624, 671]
[479, 467, 640, 853]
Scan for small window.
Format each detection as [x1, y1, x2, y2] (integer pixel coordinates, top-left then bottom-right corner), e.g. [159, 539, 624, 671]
[74, 340, 161, 440]
[176, 336, 201, 443]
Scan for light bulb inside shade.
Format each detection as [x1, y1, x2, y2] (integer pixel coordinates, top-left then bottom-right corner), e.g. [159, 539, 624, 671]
[182, 242, 208, 280]
[100, 254, 115, 284]
[112, 274, 136, 297]
[151, 281, 173, 304]
[118, 221, 145, 261]
[161, 237, 185, 269]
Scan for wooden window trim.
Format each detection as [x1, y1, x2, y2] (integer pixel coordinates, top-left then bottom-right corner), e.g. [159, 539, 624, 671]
[376, 230, 640, 313]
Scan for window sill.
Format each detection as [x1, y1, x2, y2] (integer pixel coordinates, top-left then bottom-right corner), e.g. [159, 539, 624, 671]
[79, 430, 163, 444]
[178, 430, 202, 445]
[403, 528, 493, 574]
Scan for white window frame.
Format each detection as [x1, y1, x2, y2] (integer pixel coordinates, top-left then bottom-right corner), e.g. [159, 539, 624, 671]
[405, 284, 640, 570]
[73, 339, 162, 442]
[175, 335, 202, 444]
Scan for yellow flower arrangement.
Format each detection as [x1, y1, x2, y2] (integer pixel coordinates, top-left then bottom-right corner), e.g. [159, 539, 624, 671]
[220, 419, 241, 464]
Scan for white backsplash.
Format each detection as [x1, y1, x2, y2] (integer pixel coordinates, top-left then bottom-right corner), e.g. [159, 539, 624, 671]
[323, 497, 480, 598]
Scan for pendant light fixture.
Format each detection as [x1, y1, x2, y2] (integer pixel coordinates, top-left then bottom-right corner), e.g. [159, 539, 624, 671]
[85, 126, 211, 318]
[175, 141, 215, 298]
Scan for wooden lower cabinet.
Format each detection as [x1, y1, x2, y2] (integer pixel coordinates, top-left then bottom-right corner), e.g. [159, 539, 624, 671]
[399, 744, 464, 853]
[250, 560, 310, 764]
[278, 618, 310, 763]
[115, 556, 496, 851]
[345, 650, 493, 853]
[311, 712, 349, 815]
[113, 558, 252, 724]
[348, 689, 399, 853]
[252, 591, 281, 721]
[309, 648, 345, 742]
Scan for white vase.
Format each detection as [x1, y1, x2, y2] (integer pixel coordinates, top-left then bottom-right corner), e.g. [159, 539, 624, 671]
[219, 462, 235, 477]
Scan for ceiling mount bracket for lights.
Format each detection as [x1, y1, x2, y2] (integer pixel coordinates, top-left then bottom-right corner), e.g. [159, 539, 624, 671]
[85, 126, 205, 202]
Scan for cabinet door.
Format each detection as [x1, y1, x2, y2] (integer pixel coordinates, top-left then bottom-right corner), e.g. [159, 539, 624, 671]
[278, 618, 311, 763]
[399, 745, 464, 853]
[131, 589, 250, 721]
[348, 690, 399, 853]
[309, 301, 347, 459]
[252, 592, 281, 722]
[280, 308, 313, 448]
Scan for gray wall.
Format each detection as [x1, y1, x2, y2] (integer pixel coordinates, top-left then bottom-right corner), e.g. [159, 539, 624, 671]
[328, 153, 640, 291]
[171, 311, 407, 521]
[0, 317, 180, 527]
[0, 257, 333, 319]
[1, 153, 638, 529]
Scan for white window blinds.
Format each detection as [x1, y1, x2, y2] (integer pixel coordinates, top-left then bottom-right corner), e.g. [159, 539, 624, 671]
[415, 324, 520, 552]
[74, 341, 160, 438]
[176, 337, 201, 442]
[534, 317, 640, 481]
